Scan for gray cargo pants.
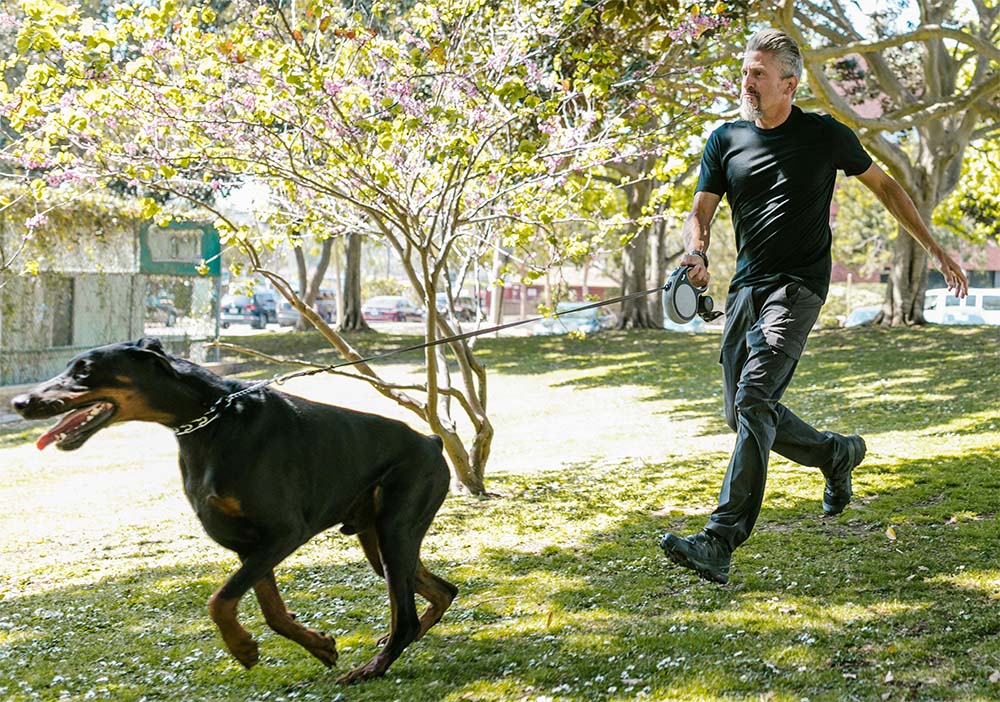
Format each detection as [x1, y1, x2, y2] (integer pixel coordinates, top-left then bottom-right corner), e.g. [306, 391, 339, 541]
[704, 281, 849, 552]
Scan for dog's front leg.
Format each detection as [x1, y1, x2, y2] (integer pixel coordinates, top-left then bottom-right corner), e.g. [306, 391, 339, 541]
[208, 590, 259, 668]
[208, 542, 301, 668]
[255, 570, 339, 667]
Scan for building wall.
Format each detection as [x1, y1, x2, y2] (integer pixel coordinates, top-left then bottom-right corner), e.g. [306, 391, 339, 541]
[0, 272, 145, 384]
[0, 220, 147, 385]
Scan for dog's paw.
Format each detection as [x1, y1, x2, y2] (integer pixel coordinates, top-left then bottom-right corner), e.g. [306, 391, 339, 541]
[336, 657, 387, 685]
[228, 637, 260, 669]
[309, 636, 339, 667]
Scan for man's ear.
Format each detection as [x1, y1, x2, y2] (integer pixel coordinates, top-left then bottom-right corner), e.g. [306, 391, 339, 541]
[785, 75, 799, 96]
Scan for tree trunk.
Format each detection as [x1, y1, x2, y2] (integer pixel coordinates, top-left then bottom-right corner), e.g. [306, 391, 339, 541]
[489, 243, 508, 325]
[617, 178, 658, 329]
[649, 216, 668, 324]
[419, 261, 489, 495]
[341, 232, 370, 331]
[293, 242, 308, 297]
[294, 237, 333, 331]
[331, 235, 344, 328]
[880, 199, 933, 326]
[881, 229, 930, 325]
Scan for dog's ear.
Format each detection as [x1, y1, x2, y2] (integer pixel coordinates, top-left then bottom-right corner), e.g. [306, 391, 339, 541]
[136, 337, 165, 354]
[130, 338, 178, 377]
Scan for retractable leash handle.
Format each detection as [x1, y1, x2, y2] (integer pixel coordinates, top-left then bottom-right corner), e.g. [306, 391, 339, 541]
[663, 265, 724, 324]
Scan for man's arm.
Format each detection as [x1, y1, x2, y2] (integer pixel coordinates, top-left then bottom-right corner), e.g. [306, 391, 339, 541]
[855, 163, 969, 298]
[679, 191, 722, 288]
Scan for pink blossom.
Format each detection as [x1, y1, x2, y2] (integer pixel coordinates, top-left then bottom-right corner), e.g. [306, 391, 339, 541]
[0, 12, 20, 28]
[25, 213, 48, 229]
[20, 155, 50, 169]
[142, 38, 168, 54]
[45, 171, 81, 187]
[324, 78, 345, 97]
[523, 60, 544, 89]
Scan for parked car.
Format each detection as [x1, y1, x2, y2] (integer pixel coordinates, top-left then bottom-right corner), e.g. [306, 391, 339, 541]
[529, 301, 616, 336]
[277, 301, 299, 327]
[252, 290, 279, 325]
[925, 287, 1000, 325]
[663, 315, 708, 332]
[361, 295, 425, 322]
[843, 305, 881, 328]
[220, 293, 270, 329]
[435, 292, 483, 322]
[145, 294, 180, 327]
[278, 292, 339, 327]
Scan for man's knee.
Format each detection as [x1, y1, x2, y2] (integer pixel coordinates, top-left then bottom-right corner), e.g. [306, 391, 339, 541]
[734, 392, 776, 426]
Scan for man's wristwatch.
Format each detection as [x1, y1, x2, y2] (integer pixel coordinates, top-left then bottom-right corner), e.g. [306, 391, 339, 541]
[688, 250, 709, 268]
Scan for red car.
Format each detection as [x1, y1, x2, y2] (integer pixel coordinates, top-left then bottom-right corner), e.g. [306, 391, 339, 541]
[361, 295, 425, 322]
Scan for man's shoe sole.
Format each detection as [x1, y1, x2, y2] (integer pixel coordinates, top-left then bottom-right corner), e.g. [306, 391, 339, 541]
[659, 535, 729, 585]
[823, 435, 866, 515]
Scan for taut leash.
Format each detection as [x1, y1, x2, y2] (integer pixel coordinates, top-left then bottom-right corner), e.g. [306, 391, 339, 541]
[175, 284, 669, 436]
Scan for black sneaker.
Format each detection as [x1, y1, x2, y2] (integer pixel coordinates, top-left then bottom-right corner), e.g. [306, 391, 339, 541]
[823, 434, 866, 515]
[659, 531, 731, 584]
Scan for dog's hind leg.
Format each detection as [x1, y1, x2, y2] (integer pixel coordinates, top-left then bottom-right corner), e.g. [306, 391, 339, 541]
[360, 531, 456, 645]
[356, 528, 385, 578]
[254, 571, 339, 667]
[338, 471, 447, 684]
[413, 560, 457, 639]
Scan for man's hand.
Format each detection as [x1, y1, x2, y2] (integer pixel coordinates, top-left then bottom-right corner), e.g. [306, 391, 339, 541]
[931, 247, 969, 299]
[680, 253, 710, 288]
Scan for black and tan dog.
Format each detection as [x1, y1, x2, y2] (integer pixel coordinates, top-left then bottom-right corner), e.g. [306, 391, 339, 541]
[11, 338, 456, 684]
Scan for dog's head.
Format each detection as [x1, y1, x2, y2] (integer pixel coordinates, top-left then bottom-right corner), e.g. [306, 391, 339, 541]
[11, 338, 180, 451]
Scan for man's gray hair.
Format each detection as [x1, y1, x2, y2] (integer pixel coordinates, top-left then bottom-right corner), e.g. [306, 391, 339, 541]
[746, 29, 803, 81]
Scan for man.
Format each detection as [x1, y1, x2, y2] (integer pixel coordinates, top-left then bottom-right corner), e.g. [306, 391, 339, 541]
[659, 28, 968, 585]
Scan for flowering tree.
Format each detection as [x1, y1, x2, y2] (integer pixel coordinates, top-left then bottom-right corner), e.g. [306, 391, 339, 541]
[3, 0, 736, 492]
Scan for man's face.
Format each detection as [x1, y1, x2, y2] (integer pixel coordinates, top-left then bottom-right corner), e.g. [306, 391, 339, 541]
[740, 50, 797, 122]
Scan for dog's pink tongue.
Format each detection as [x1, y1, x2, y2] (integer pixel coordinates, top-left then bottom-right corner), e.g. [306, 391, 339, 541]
[36, 408, 90, 450]
[37, 428, 58, 450]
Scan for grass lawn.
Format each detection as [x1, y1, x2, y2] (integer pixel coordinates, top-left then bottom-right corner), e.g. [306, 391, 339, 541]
[0, 324, 998, 701]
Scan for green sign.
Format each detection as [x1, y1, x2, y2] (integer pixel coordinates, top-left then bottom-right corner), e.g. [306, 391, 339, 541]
[139, 221, 221, 277]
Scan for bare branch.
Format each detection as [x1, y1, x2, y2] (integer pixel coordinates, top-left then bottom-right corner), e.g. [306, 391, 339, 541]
[808, 24, 1000, 63]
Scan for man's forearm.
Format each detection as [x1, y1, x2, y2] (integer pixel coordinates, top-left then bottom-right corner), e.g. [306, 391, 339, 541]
[857, 163, 968, 296]
[683, 211, 712, 254]
[876, 179, 943, 256]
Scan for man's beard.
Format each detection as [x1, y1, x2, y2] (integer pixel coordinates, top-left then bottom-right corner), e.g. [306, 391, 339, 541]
[739, 94, 763, 121]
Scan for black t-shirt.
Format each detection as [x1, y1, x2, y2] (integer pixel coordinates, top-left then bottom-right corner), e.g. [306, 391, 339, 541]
[695, 106, 872, 300]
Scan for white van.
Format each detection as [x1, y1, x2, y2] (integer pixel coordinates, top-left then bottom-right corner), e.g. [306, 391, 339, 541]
[924, 287, 1000, 325]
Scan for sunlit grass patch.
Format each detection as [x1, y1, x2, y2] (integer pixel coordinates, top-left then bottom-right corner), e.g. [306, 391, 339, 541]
[0, 325, 998, 701]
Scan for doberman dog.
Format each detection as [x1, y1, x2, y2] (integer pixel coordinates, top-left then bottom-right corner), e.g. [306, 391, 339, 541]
[11, 338, 457, 684]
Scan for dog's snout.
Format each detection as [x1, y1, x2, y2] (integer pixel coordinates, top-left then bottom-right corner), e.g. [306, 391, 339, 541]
[11, 394, 30, 413]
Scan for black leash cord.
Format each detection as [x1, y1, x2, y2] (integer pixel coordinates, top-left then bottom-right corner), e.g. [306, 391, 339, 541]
[274, 284, 667, 381]
[176, 284, 667, 436]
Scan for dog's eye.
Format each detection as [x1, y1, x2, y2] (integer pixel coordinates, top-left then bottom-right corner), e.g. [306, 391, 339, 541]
[71, 359, 92, 378]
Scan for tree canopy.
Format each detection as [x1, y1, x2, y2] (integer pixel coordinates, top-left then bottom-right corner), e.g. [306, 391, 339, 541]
[0, 0, 741, 491]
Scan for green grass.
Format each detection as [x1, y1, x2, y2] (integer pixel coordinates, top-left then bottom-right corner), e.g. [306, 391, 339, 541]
[1, 325, 998, 701]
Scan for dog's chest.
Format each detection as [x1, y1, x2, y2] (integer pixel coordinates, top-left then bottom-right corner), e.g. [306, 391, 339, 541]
[178, 454, 262, 550]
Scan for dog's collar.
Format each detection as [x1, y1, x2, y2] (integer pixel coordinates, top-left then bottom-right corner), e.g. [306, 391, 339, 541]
[174, 396, 231, 436]
[174, 381, 268, 436]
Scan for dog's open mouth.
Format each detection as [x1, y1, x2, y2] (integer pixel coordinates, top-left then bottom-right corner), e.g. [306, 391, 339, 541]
[37, 402, 116, 451]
